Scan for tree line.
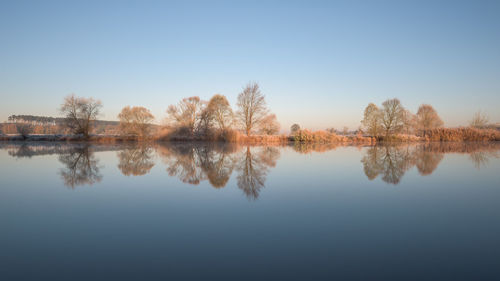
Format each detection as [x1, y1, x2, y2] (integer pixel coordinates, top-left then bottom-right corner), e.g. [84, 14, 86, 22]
[358, 98, 492, 139]
[1, 84, 496, 140]
[55, 82, 280, 139]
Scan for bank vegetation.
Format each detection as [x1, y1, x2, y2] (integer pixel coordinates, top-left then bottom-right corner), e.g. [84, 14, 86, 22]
[1, 83, 499, 143]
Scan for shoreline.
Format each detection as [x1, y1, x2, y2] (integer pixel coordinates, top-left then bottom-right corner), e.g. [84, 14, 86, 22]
[1, 134, 498, 144]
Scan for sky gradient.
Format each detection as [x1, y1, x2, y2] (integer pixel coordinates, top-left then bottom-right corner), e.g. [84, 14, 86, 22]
[1, 0, 499, 131]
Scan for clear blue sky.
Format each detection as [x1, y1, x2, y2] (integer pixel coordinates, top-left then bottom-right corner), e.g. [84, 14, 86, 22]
[1, 0, 499, 131]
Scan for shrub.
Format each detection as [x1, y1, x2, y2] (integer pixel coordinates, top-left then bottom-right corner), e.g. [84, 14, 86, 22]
[294, 129, 341, 143]
[16, 123, 34, 139]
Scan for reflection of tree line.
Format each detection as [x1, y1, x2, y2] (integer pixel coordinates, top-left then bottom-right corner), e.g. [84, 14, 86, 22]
[4, 142, 499, 191]
[157, 144, 280, 200]
[3, 143, 120, 158]
[361, 143, 500, 184]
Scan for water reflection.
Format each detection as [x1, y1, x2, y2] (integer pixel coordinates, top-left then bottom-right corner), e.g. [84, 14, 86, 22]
[157, 144, 279, 199]
[2, 142, 499, 193]
[361, 142, 500, 184]
[58, 146, 103, 189]
[6, 143, 82, 158]
[235, 146, 280, 200]
[117, 145, 155, 176]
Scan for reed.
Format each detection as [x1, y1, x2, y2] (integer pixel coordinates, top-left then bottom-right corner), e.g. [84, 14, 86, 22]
[424, 127, 500, 142]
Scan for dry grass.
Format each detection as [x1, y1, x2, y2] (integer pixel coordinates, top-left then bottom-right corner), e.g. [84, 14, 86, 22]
[424, 127, 500, 142]
[2, 126, 499, 144]
[293, 130, 375, 144]
[379, 134, 423, 142]
[155, 126, 241, 142]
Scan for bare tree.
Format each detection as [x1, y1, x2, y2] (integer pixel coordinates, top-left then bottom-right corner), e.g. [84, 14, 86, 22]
[166, 96, 205, 134]
[60, 94, 102, 138]
[206, 94, 233, 130]
[361, 103, 382, 137]
[416, 104, 443, 136]
[118, 106, 155, 137]
[236, 82, 269, 136]
[258, 114, 280, 135]
[402, 109, 417, 135]
[290, 124, 300, 134]
[381, 98, 406, 138]
[469, 111, 489, 128]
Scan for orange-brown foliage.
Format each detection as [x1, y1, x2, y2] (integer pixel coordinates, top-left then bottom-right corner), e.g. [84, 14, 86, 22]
[424, 127, 500, 142]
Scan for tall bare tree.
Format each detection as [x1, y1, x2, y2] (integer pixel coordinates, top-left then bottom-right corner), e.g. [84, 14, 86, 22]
[416, 104, 443, 136]
[381, 98, 406, 138]
[236, 82, 269, 136]
[166, 96, 205, 134]
[118, 106, 155, 137]
[361, 103, 382, 137]
[258, 114, 280, 135]
[206, 94, 233, 130]
[469, 111, 489, 128]
[60, 94, 102, 138]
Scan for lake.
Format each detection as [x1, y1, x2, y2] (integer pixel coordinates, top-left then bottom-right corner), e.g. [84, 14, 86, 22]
[1, 142, 500, 280]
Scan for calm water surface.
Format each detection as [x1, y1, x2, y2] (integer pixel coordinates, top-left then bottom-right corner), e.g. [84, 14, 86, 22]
[1, 142, 500, 281]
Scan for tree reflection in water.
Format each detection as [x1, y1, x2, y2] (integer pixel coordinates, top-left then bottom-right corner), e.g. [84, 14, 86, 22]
[58, 146, 103, 189]
[361, 142, 500, 184]
[157, 144, 280, 200]
[361, 145, 414, 184]
[117, 145, 155, 176]
[3, 141, 499, 193]
[235, 146, 280, 200]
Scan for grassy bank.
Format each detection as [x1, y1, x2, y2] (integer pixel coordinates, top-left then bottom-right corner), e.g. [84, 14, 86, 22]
[1, 127, 498, 143]
[423, 127, 500, 142]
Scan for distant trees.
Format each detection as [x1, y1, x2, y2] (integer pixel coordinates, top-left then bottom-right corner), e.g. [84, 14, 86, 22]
[258, 114, 280, 135]
[416, 104, 443, 136]
[290, 124, 301, 134]
[60, 94, 102, 138]
[236, 82, 269, 136]
[470, 111, 489, 128]
[118, 106, 155, 137]
[8, 115, 61, 125]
